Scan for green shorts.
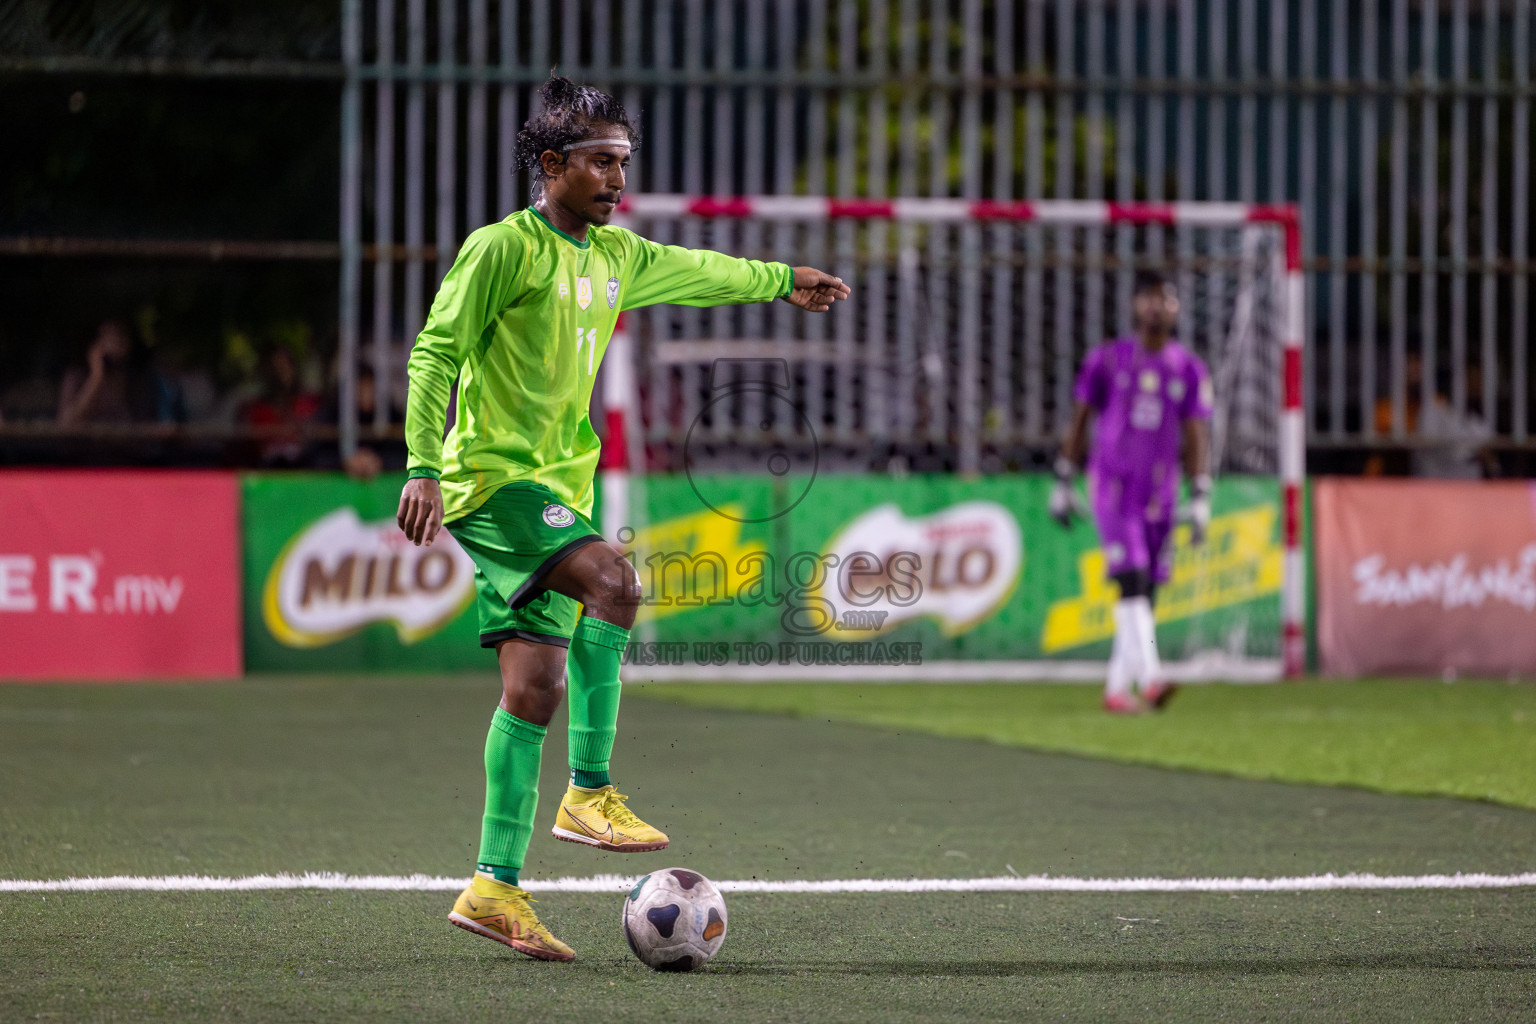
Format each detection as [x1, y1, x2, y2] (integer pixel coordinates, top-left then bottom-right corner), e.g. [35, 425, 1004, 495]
[444, 482, 604, 648]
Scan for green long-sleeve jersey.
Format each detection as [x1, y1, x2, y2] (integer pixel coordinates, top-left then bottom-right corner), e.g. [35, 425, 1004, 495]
[405, 207, 793, 523]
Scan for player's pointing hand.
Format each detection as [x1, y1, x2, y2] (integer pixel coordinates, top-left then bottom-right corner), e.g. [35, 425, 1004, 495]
[784, 267, 851, 312]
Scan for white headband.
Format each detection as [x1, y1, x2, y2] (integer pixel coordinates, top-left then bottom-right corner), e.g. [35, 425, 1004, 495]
[560, 137, 632, 153]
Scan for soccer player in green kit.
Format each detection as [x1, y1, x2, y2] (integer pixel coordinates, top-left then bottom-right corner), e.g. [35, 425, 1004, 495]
[397, 74, 850, 961]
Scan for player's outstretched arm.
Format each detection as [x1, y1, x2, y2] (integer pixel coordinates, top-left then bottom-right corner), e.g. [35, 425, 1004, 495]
[782, 267, 851, 312]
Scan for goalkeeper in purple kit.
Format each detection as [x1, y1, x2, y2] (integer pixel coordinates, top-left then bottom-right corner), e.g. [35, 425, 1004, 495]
[1052, 271, 1212, 714]
[395, 74, 849, 960]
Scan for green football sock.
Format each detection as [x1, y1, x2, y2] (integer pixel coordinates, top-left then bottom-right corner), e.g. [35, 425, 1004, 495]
[567, 615, 630, 789]
[475, 863, 519, 886]
[570, 766, 610, 789]
[477, 708, 546, 878]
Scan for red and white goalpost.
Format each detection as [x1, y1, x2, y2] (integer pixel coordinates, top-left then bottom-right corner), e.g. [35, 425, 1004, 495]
[603, 197, 1306, 680]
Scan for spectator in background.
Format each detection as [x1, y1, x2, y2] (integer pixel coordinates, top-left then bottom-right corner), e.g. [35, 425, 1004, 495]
[1370, 350, 1424, 440]
[241, 347, 322, 467]
[1366, 352, 1497, 478]
[320, 362, 407, 480]
[57, 319, 183, 426]
[1364, 352, 1420, 476]
[1413, 363, 1499, 479]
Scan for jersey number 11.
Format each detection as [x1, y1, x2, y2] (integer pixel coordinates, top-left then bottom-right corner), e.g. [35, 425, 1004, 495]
[574, 327, 597, 375]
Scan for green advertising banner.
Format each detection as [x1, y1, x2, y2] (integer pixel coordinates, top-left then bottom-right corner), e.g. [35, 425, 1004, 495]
[242, 473, 488, 671]
[624, 473, 1283, 667]
[240, 471, 1287, 673]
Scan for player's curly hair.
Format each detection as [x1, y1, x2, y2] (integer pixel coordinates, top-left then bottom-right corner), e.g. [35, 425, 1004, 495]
[515, 73, 640, 195]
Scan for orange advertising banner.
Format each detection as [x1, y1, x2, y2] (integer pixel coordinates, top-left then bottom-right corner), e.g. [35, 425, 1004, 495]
[1314, 478, 1536, 677]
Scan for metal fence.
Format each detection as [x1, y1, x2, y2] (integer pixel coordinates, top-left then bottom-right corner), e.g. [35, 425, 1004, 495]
[620, 202, 1292, 477]
[341, 0, 1535, 462]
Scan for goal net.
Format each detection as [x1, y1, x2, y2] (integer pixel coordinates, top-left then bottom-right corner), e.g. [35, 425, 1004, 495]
[604, 198, 1304, 681]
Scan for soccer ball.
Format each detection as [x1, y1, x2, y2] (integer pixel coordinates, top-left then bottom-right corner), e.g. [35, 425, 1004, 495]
[621, 867, 728, 971]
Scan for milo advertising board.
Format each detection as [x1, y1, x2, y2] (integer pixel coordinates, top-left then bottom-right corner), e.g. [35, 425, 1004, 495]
[241, 471, 1285, 673]
[242, 474, 485, 671]
[622, 473, 1283, 670]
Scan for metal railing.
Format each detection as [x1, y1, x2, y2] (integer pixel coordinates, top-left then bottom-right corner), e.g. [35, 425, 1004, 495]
[327, 0, 1534, 457]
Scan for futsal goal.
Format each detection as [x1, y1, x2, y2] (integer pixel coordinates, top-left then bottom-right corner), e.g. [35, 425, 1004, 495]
[601, 197, 1304, 681]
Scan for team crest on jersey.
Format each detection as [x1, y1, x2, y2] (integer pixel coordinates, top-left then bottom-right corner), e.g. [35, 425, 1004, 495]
[1139, 369, 1161, 392]
[542, 504, 577, 528]
[576, 277, 593, 310]
[1167, 378, 1186, 401]
[607, 277, 620, 308]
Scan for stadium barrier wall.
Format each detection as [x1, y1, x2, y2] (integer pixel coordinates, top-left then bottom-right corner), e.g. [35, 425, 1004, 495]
[0, 470, 1325, 680]
[622, 473, 1285, 680]
[0, 470, 242, 681]
[1315, 479, 1536, 679]
[233, 471, 1285, 678]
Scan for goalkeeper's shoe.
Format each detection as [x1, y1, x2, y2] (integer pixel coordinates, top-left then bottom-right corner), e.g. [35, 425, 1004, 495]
[552, 784, 669, 852]
[1140, 680, 1179, 710]
[448, 875, 575, 961]
[1102, 692, 1148, 715]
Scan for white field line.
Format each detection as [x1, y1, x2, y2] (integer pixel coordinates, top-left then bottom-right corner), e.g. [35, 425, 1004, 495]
[2, 872, 1535, 894]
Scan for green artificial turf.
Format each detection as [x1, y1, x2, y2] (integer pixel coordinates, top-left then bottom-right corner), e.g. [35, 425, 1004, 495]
[5, 890, 1533, 1024]
[2, 675, 1535, 1022]
[636, 679, 1536, 811]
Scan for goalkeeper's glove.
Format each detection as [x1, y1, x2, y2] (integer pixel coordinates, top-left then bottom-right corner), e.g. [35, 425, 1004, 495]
[1184, 474, 1213, 547]
[1049, 456, 1087, 529]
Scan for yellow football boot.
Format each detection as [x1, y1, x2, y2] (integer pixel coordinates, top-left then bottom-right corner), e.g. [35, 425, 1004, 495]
[551, 784, 669, 852]
[447, 874, 575, 961]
